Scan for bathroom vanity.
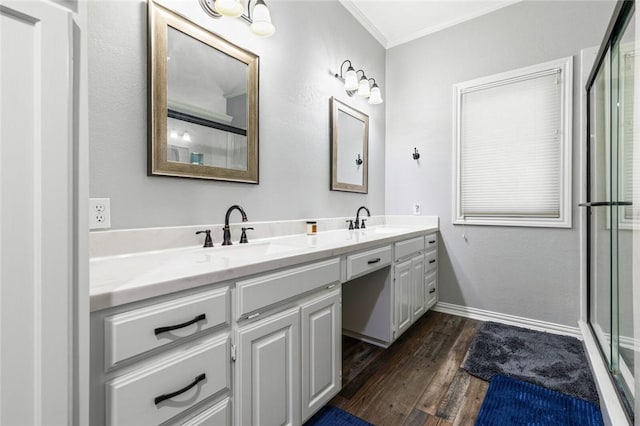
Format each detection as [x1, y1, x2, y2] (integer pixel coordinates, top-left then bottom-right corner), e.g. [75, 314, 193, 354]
[89, 217, 438, 425]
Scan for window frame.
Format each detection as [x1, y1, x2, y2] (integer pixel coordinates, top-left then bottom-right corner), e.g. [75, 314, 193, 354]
[452, 56, 573, 228]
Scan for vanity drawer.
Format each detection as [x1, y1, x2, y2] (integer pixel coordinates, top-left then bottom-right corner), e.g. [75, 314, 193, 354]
[394, 237, 425, 261]
[104, 287, 230, 369]
[426, 270, 437, 307]
[346, 245, 392, 281]
[425, 233, 438, 250]
[179, 397, 231, 426]
[106, 335, 230, 426]
[236, 258, 340, 319]
[425, 250, 437, 272]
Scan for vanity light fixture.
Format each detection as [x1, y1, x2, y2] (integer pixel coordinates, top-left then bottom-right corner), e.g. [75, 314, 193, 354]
[199, 0, 275, 37]
[333, 60, 383, 105]
[182, 131, 192, 142]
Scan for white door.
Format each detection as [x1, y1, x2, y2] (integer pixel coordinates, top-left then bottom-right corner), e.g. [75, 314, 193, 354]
[301, 289, 341, 422]
[411, 254, 425, 321]
[0, 1, 80, 425]
[395, 260, 412, 338]
[236, 307, 300, 426]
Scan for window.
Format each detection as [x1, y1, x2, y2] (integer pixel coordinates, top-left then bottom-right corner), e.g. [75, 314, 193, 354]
[452, 57, 572, 228]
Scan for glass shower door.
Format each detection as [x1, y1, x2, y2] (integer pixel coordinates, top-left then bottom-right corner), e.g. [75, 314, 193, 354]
[615, 10, 637, 410]
[587, 2, 637, 418]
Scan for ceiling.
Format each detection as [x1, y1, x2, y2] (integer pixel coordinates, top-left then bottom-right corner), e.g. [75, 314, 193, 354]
[338, 0, 521, 49]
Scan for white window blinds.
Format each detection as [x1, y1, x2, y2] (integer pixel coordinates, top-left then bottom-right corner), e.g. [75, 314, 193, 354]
[454, 57, 572, 227]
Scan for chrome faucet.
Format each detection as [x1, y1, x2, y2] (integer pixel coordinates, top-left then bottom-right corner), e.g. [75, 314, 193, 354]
[354, 206, 370, 229]
[222, 205, 248, 246]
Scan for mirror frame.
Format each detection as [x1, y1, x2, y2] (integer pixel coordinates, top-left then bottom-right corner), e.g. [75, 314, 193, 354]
[149, 1, 259, 183]
[330, 97, 369, 193]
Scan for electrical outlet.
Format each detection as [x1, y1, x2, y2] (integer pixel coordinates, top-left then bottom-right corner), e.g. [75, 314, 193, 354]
[89, 198, 111, 230]
[413, 203, 421, 215]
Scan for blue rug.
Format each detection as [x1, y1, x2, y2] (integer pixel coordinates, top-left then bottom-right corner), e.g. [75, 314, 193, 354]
[305, 406, 373, 426]
[475, 375, 603, 426]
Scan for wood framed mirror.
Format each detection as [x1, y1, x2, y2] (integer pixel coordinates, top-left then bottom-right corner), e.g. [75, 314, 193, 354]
[149, 1, 259, 183]
[330, 97, 369, 193]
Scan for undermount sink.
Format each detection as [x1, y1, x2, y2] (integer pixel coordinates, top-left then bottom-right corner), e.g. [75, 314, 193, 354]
[207, 241, 299, 258]
[371, 226, 410, 234]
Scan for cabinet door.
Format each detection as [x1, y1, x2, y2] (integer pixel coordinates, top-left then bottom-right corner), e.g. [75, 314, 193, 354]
[236, 307, 300, 426]
[395, 260, 412, 338]
[411, 254, 426, 321]
[301, 289, 341, 422]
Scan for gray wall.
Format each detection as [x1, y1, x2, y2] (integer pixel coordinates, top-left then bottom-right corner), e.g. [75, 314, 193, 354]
[385, 1, 615, 327]
[88, 0, 385, 229]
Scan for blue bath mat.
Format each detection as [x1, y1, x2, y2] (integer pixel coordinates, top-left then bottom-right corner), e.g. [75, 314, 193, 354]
[475, 375, 603, 426]
[305, 406, 373, 426]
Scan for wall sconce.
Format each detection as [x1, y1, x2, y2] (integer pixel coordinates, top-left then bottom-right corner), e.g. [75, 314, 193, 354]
[412, 147, 420, 160]
[333, 59, 383, 105]
[356, 154, 363, 165]
[199, 0, 275, 37]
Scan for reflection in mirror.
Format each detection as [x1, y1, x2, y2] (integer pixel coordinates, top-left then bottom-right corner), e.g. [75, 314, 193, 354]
[149, 1, 259, 182]
[331, 97, 369, 193]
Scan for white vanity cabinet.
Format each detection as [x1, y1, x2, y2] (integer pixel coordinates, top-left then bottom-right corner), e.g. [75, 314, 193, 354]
[90, 224, 440, 425]
[393, 237, 427, 339]
[90, 284, 233, 426]
[234, 258, 342, 426]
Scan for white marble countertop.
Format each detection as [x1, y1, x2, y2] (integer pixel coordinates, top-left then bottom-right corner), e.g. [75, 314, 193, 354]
[90, 219, 438, 312]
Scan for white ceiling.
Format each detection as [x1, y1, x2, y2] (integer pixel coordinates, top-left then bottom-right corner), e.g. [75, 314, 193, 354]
[338, 0, 521, 49]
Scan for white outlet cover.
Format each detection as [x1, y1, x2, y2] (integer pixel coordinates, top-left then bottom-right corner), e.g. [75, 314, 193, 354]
[89, 198, 111, 230]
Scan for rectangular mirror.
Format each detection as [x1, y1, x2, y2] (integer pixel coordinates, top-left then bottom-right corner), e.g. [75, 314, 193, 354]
[149, 1, 259, 183]
[330, 97, 369, 193]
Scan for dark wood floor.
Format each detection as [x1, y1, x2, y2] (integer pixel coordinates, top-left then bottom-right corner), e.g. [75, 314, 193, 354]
[330, 311, 487, 426]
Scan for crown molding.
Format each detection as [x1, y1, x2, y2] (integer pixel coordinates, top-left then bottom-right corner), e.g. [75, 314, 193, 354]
[338, 0, 388, 48]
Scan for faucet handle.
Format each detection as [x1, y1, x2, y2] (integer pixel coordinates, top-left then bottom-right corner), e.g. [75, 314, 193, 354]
[195, 230, 213, 248]
[240, 227, 254, 244]
[345, 220, 354, 230]
[360, 219, 367, 229]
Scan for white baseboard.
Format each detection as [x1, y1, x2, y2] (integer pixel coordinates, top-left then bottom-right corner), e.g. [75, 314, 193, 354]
[432, 302, 581, 338]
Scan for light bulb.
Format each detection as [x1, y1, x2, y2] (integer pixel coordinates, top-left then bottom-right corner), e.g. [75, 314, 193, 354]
[169, 129, 178, 139]
[182, 132, 192, 142]
[368, 85, 383, 104]
[214, 0, 244, 18]
[250, 1, 275, 37]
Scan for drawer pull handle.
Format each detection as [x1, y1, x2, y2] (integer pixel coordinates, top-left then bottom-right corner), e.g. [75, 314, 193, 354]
[154, 373, 206, 405]
[429, 289, 436, 294]
[367, 258, 381, 264]
[327, 284, 336, 289]
[154, 313, 206, 335]
[247, 312, 260, 320]
[428, 240, 436, 244]
[429, 259, 436, 264]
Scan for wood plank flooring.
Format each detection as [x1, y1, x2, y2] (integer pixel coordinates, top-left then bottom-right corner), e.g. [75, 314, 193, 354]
[330, 311, 488, 426]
